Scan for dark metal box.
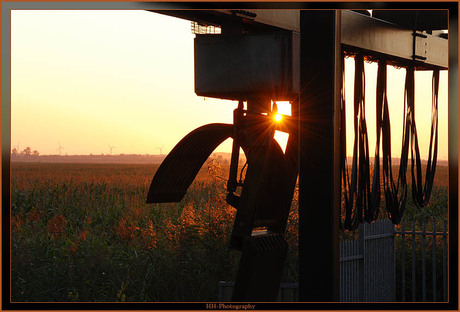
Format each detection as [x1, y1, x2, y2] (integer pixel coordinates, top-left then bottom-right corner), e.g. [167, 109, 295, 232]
[194, 32, 299, 101]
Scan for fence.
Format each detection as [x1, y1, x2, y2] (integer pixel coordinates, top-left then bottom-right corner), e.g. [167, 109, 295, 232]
[340, 219, 395, 302]
[218, 219, 395, 302]
[395, 219, 448, 302]
[218, 219, 448, 302]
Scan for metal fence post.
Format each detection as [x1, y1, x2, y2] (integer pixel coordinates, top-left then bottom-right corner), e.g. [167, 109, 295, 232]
[358, 223, 365, 301]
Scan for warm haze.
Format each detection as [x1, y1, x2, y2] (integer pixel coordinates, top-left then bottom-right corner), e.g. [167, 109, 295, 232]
[11, 10, 449, 160]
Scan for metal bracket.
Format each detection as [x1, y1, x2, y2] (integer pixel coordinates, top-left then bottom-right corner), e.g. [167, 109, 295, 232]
[413, 31, 428, 61]
[231, 10, 257, 20]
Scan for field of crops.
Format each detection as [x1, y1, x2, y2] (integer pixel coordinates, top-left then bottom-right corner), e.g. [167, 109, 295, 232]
[10, 160, 448, 302]
[10, 160, 299, 302]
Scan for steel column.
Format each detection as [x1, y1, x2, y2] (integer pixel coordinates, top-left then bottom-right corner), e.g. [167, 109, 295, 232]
[298, 10, 341, 302]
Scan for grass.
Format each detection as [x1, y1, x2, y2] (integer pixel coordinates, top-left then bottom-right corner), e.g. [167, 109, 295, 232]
[10, 161, 448, 302]
[10, 161, 298, 302]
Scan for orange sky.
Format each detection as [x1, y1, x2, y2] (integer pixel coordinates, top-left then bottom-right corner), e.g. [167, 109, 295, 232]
[10, 10, 449, 159]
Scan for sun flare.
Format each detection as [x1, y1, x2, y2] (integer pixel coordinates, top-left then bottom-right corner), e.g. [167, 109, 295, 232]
[274, 114, 283, 122]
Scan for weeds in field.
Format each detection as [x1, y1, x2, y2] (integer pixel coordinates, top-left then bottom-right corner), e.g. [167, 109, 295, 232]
[10, 162, 271, 301]
[10, 161, 447, 302]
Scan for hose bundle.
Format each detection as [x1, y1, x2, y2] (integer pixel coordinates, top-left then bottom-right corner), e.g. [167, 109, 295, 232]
[340, 55, 440, 230]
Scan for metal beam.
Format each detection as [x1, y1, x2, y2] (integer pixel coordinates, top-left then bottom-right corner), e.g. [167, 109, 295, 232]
[298, 10, 341, 302]
[214, 9, 300, 33]
[153, 9, 447, 69]
[341, 10, 448, 69]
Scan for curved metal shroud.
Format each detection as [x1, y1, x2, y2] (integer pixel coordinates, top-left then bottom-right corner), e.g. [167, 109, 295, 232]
[146, 123, 233, 203]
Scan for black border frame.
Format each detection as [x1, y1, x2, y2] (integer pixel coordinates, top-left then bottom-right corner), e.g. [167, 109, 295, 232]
[1, 2, 458, 310]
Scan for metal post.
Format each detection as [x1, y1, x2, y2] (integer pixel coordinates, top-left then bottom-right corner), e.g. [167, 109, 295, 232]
[358, 223, 365, 301]
[447, 9, 458, 308]
[298, 10, 341, 302]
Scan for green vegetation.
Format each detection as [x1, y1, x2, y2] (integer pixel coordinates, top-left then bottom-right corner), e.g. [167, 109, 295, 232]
[10, 161, 447, 302]
[10, 161, 298, 302]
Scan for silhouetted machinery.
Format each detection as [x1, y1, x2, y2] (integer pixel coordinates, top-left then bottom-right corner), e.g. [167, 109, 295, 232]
[146, 9, 450, 302]
[147, 28, 300, 301]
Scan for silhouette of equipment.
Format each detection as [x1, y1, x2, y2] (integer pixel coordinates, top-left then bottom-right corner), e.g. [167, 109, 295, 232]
[147, 31, 299, 301]
[147, 101, 297, 301]
[146, 9, 449, 303]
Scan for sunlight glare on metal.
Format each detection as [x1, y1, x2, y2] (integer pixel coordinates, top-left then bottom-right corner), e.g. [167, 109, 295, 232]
[274, 130, 289, 154]
[273, 101, 291, 116]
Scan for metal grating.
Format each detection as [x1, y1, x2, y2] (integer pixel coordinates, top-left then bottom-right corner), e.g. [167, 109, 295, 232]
[191, 21, 221, 35]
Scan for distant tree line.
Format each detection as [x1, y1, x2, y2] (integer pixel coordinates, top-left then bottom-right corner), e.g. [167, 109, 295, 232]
[12, 147, 39, 156]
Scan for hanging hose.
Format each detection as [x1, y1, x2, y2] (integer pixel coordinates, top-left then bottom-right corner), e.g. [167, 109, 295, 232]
[410, 68, 440, 209]
[381, 65, 439, 223]
[341, 54, 376, 230]
[341, 56, 440, 229]
[380, 61, 409, 224]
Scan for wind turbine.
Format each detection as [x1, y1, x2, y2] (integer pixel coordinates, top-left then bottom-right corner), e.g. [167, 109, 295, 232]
[156, 145, 164, 156]
[108, 144, 116, 155]
[57, 142, 64, 156]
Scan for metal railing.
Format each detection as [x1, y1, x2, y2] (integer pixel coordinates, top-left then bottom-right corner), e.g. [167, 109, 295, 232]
[218, 219, 395, 302]
[340, 219, 396, 302]
[218, 219, 448, 302]
[395, 219, 448, 302]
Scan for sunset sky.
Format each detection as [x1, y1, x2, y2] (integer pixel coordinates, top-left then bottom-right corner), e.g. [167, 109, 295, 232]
[11, 10, 449, 159]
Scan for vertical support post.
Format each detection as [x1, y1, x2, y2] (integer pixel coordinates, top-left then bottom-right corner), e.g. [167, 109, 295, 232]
[298, 10, 341, 302]
[447, 9, 458, 308]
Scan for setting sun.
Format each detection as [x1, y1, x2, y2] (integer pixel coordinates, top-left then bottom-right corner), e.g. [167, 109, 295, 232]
[274, 114, 283, 122]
